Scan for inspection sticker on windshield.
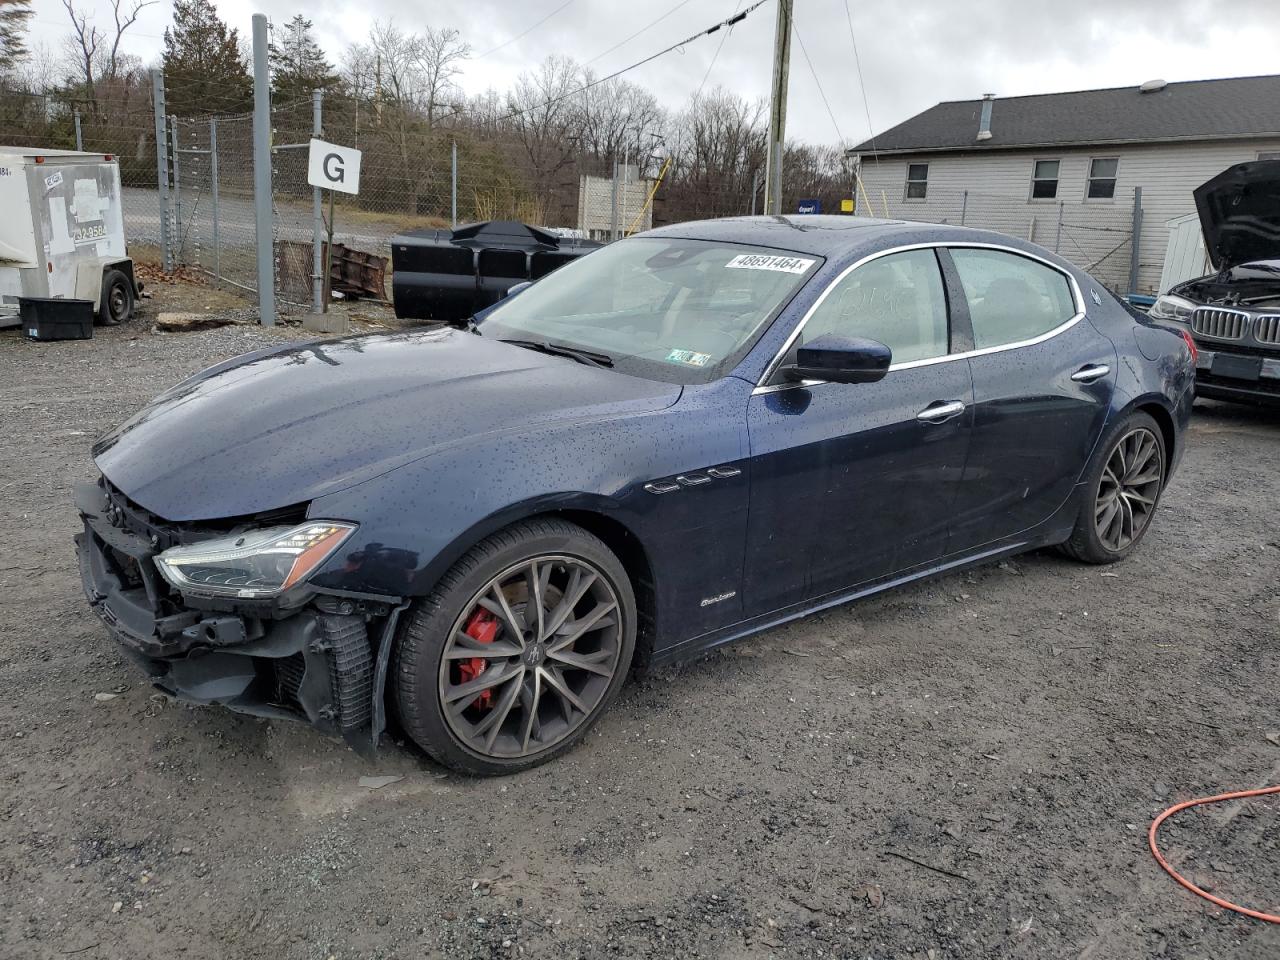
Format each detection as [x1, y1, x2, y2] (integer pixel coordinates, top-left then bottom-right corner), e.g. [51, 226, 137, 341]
[666, 348, 712, 367]
[725, 254, 814, 274]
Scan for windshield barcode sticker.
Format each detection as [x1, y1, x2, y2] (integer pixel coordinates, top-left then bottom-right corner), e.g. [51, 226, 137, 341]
[666, 349, 712, 367]
[725, 254, 814, 274]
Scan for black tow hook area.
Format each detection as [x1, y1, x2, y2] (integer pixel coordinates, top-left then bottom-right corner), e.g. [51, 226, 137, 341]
[180, 616, 247, 647]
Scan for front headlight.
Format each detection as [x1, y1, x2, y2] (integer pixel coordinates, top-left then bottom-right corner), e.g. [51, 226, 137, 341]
[154, 522, 356, 599]
[1149, 294, 1196, 322]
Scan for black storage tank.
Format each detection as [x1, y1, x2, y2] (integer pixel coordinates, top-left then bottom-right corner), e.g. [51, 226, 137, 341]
[391, 221, 601, 323]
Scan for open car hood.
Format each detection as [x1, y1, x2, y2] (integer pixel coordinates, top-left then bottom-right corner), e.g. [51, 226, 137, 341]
[1194, 160, 1280, 270]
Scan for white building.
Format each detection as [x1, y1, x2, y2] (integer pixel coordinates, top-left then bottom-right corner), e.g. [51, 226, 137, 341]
[578, 165, 654, 242]
[848, 75, 1280, 294]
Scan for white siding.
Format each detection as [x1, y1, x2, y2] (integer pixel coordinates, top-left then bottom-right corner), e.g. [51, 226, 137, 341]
[854, 139, 1280, 293]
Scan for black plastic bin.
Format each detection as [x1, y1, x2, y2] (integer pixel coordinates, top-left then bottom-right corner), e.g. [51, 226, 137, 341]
[21, 298, 95, 341]
[392, 221, 601, 323]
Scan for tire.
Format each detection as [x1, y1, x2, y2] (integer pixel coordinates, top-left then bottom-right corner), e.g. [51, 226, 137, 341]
[99, 268, 134, 326]
[392, 518, 636, 775]
[1058, 410, 1166, 564]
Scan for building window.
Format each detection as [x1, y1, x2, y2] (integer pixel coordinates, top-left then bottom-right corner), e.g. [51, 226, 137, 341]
[905, 163, 928, 200]
[1087, 158, 1119, 199]
[1031, 159, 1060, 199]
[1258, 151, 1280, 161]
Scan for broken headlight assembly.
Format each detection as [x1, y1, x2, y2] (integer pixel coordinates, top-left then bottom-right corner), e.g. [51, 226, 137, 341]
[1148, 294, 1196, 323]
[154, 522, 356, 599]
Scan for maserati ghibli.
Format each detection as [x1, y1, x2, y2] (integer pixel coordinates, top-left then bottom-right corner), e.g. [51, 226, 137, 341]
[75, 216, 1195, 774]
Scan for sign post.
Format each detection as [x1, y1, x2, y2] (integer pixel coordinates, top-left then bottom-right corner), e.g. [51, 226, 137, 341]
[307, 139, 362, 318]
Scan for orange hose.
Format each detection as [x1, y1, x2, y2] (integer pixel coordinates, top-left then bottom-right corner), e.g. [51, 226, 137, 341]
[1148, 784, 1280, 924]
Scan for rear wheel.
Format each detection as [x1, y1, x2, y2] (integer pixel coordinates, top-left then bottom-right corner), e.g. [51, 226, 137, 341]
[393, 518, 636, 775]
[1059, 410, 1166, 564]
[99, 268, 134, 326]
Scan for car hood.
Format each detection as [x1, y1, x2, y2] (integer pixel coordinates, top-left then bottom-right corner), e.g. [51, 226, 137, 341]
[94, 328, 680, 521]
[1194, 160, 1280, 270]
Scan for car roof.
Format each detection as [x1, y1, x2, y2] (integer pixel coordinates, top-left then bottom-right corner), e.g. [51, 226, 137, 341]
[642, 215, 987, 257]
[640, 215, 1088, 282]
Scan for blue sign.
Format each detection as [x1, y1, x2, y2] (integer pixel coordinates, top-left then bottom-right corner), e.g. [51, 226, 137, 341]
[797, 198, 821, 215]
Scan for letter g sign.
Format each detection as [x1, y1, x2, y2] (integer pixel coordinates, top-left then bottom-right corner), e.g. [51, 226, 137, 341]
[307, 139, 362, 195]
[323, 153, 345, 184]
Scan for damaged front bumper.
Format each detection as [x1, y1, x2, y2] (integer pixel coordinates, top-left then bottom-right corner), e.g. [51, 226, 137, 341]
[74, 480, 406, 749]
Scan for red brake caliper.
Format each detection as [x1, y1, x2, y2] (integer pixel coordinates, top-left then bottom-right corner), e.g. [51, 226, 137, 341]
[457, 607, 498, 710]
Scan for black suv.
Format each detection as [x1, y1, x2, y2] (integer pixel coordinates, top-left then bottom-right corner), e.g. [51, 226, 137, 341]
[1150, 160, 1280, 406]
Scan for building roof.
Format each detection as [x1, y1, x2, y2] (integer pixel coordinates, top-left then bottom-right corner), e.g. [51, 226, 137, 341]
[850, 74, 1280, 156]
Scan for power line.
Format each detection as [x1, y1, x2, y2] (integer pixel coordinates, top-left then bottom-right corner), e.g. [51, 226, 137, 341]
[693, 0, 743, 101]
[792, 21, 843, 144]
[495, 0, 768, 124]
[471, 0, 576, 60]
[843, 0, 877, 162]
[584, 0, 694, 67]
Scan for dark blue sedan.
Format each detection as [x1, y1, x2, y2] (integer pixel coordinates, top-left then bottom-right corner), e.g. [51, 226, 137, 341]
[75, 216, 1196, 774]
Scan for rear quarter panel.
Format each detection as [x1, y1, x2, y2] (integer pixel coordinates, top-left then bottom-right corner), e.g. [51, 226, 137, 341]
[1093, 292, 1195, 477]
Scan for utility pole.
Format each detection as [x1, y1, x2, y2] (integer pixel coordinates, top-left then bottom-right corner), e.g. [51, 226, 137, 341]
[763, 0, 794, 216]
[251, 13, 275, 326]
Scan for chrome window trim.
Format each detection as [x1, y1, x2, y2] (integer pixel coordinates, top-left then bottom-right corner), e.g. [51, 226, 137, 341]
[753, 240, 1086, 395]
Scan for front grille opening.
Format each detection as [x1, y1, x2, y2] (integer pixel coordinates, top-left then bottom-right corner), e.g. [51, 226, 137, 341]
[1191, 307, 1247, 340]
[276, 653, 307, 705]
[107, 547, 145, 591]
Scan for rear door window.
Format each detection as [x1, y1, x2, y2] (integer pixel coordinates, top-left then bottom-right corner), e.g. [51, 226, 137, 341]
[949, 248, 1078, 349]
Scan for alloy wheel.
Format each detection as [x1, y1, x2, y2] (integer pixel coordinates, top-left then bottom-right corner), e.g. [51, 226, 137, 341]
[438, 555, 623, 759]
[1094, 426, 1163, 552]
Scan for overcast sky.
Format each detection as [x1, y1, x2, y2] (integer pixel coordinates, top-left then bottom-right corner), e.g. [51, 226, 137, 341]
[21, 0, 1280, 145]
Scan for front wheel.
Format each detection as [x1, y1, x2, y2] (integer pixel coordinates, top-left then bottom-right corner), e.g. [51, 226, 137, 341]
[393, 518, 636, 775]
[1059, 411, 1166, 564]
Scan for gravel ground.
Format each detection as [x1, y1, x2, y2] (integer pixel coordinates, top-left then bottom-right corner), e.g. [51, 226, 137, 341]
[1, 307, 1278, 960]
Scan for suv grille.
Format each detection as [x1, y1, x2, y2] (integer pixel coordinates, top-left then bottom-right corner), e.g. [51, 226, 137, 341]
[1255, 315, 1280, 346]
[1191, 307, 1248, 341]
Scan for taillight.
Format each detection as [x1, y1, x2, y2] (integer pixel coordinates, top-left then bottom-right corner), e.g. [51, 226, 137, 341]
[1179, 330, 1198, 364]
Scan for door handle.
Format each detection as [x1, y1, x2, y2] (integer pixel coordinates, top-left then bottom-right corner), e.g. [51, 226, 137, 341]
[916, 400, 966, 423]
[1071, 364, 1111, 384]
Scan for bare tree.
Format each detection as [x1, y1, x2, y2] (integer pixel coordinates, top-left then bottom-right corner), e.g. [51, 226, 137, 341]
[3, 37, 57, 91]
[664, 88, 767, 219]
[61, 0, 155, 107]
[505, 55, 584, 195]
[413, 26, 470, 131]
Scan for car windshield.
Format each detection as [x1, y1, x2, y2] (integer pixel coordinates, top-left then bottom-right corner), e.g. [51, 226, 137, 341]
[477, 237, 821, 384]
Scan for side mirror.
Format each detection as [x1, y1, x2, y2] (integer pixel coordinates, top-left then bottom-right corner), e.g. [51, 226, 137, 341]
[784, 334, 892, 384]
[504, 280, 533, 299]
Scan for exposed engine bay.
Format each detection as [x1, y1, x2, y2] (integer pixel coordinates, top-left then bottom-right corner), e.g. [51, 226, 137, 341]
[1173, 261, 1280, 309]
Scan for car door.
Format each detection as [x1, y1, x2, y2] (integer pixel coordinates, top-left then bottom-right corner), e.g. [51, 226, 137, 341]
[941, 246, 1117, 551]
[742, 248, 975, 617]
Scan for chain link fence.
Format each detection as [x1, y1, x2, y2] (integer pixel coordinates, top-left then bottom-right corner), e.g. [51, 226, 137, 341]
[2, 77, 1144, 318]
[856, 186, 1138, 293]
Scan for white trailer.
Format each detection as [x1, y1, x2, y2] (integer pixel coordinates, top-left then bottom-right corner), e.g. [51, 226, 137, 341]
[0, 147, 139, 328]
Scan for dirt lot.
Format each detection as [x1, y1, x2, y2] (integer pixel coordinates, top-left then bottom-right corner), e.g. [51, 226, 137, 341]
[1, 304, 1278, 960]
